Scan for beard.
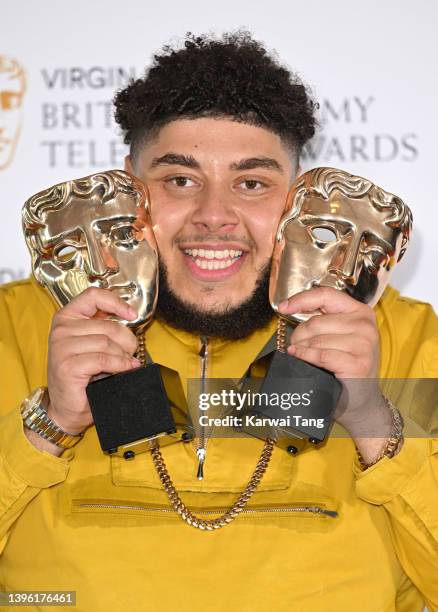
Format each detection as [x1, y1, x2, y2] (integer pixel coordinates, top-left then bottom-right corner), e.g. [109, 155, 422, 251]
[156, 260, 274, 340]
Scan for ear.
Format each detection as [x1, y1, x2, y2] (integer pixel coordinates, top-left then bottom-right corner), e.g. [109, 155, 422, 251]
[124, 155, 134, 174]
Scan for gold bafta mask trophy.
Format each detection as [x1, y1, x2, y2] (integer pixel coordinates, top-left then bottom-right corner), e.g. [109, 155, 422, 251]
[0, 56, 26, 170]
[271, 167, 412, 318]
[241, 167, 412, 449]
[23, 170, 184, 457]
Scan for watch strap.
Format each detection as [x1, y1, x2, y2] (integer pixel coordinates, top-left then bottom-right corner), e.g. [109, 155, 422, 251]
[21, 387, 84, 449]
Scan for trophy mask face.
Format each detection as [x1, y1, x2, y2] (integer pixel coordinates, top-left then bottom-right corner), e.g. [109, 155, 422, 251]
[0, 56, 26, 170]
[22, 170, 158, 327]
[270, 167, 412, 322]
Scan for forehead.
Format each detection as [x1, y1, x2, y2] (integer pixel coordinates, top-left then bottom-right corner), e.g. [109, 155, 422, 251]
[138, 117, 293, 164]
[40, 192, 138, 243]
[297, 193, 396, 240]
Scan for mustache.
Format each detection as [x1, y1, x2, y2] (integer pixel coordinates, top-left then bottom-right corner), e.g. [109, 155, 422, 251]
[174, 234, 255, 248]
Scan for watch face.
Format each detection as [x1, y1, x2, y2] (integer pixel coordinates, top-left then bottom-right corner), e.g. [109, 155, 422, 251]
[21, 387, 46, 418]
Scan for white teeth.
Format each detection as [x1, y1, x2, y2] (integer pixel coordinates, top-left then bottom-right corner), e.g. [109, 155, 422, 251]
[184, 247, 243, 266]
[193, 257, 239, 270]
[184, 248, 243, 257]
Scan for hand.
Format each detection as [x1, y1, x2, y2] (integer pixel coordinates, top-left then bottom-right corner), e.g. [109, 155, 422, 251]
[278, 287, 393, 459]
[47, 287, 140, 435]
[279, 287, 379, 379]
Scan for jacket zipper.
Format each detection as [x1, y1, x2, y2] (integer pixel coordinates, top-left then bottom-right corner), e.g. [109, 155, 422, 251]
[196, 335, 209, 480]
[75, 503, 338, 518]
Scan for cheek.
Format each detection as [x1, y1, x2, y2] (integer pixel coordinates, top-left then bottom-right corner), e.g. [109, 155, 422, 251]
[248, 213, 280, 255]
[148, 184, 189, 229]
[150, 206, 187, 249]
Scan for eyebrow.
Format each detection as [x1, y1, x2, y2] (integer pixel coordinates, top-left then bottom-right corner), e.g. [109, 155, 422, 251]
[150, 153, 284, 173]
[230, 157, 284, 173]
[150, 153, 200, 169]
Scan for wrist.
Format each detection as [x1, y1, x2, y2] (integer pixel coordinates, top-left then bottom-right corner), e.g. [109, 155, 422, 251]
[21, 387, 85, 450]
[354, 397, 404, 469]
[24, 426, 64, 457]
[46, 403, 86, 437]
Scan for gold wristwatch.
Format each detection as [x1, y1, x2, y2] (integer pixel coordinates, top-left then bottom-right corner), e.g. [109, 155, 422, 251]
[20, 387, 84, 449]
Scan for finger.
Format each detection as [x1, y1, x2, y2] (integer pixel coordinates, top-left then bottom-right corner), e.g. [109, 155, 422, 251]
[51, 319, 138, 355]
[58, 287, 137, 321]
[61, 352, 139, 380]
[290, 313, 377, 345]
[56, 335, 136, 360]
[278, 287, 367, 317]
[290, 333, 372, 357]
[287, 344, 355, 376]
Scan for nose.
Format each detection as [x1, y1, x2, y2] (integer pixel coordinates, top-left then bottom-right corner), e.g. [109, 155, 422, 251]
[328, 235, 363, 284]
[84, 233, 119, 280]
[190, 184, 239, 234]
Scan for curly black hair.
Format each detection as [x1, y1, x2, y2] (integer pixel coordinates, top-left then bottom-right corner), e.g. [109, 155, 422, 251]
[114, 31, 316, 160]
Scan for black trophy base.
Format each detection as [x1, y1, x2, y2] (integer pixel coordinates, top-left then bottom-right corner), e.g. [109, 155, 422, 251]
[86, 364, 176, 454]
[241, 350, 342, 444]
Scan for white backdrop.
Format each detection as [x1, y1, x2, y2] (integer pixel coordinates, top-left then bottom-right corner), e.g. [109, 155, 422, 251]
[1, 0, 437, 308]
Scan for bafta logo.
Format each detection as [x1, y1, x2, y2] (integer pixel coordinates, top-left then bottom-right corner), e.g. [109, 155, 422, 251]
[0, 56, 26, 170]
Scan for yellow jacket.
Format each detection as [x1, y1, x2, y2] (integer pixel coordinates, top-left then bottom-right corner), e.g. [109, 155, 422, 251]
[0, 277, 437, 612]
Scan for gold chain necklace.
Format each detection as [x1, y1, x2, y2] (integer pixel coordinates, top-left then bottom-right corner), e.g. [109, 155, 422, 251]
[135, 327, 280, 531]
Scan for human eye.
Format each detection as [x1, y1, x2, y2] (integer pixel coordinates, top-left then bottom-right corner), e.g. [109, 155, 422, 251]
[237, 178, 269, 192]
[109, 223, 138, 249]
[165, 175, 198, 188]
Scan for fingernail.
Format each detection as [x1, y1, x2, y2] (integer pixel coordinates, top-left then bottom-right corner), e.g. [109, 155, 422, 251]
[278, 300, 289, 310]
[131, 358, 141, 367]
[287, 345, 297, 355]
[128, 307, 137, 318]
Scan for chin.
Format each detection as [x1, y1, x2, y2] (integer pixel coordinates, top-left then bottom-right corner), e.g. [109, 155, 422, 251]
[156, 259, 273, 339]
[184, 286, 252, 311]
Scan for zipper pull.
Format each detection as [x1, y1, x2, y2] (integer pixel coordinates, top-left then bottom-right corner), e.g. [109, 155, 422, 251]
[199, 342, 207, 359]
[196, 448, 206, 480]
[311, 506, 338, 518]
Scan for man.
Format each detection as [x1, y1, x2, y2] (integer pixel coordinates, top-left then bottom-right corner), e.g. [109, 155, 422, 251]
[0, 32, 437, 611]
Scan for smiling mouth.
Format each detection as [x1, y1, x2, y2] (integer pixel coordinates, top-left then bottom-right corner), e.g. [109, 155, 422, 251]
[183, 248, 244, 270]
